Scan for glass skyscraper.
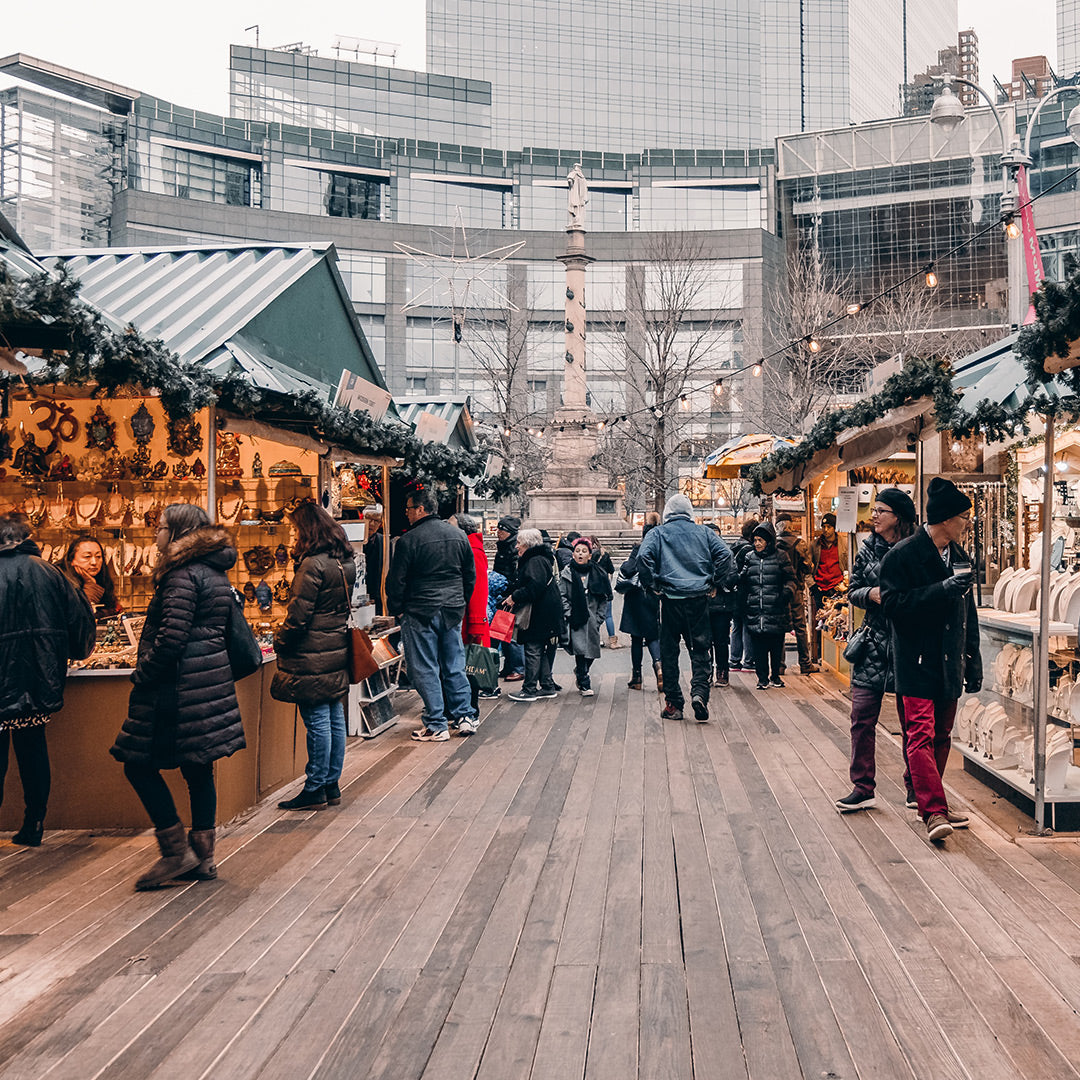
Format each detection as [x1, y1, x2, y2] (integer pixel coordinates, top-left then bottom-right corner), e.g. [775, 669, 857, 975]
[1060, 0, 1080, 77]
[427, 0, 959, 151]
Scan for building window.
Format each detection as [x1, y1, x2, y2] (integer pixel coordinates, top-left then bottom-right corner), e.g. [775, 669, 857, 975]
[527, 378, 547, 413]
[406, 376, 428, 393]
[325, 174, 382, 219]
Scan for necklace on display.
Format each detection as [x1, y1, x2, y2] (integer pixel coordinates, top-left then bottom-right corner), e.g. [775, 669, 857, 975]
[47, 498, 71, 527]
[22, 495, 46, 526]
[104, 492, 130, 526]
[73, 495, 102, 526]
[217, 493, 244, 524]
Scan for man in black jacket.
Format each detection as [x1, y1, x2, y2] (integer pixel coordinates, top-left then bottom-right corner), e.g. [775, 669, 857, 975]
[775, 513, 819, 674]
[0, 513, 95, 845]
[386, 491, 478, 741]
[880, 478, 981, 842]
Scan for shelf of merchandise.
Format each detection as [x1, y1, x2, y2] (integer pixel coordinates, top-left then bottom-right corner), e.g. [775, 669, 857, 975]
[958, 610, 1080, 830]
[349, 625, 403, 738]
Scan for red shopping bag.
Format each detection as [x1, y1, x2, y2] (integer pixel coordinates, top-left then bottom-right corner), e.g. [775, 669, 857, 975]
[489, 608, 516, 643]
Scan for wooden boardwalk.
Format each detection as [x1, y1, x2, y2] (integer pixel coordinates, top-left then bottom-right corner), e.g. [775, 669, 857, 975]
[2, 664, 1080, 1079]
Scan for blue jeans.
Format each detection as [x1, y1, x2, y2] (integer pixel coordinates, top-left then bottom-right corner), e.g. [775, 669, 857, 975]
[299, 698, 346, 790]
[730, 614, 754, 667]
[401, 610, 477, 732]
[603, 599, 615, 637]
[501, 638, 524, 675]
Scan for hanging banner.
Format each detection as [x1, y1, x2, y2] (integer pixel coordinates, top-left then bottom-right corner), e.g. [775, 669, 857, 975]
[1016, 165, 1046, 326]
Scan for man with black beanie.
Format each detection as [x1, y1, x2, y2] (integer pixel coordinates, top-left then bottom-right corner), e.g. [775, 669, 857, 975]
[494, 516, 525, 680]
[879, 477, 981, 843]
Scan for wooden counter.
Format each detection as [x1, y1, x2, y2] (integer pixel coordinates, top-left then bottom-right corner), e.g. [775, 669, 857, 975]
[0, 657, 304, 830]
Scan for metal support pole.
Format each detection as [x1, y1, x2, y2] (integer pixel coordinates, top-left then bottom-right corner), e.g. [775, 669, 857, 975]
[381, 463, 390, 617]
[1033, 419, 1054, 831]
[206, 405, 217, 523]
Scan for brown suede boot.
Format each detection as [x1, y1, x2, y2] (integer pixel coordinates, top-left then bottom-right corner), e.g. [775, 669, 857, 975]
[177, 828, 217, 880]
[135, 822, 199, 891]
[654, 660, 664, 693]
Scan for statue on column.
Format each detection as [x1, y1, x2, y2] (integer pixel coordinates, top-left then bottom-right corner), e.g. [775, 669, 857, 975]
[567, 163, 588, 229]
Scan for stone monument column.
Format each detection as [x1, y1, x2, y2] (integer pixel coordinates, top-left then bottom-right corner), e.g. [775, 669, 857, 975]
[525, 164, 628, 534]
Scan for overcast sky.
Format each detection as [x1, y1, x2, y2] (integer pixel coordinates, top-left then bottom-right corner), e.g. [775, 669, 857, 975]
[0, 0, 1060, 118]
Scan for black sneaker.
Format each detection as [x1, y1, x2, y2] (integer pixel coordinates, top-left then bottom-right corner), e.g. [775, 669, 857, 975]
[509, 689, 542, 702]
[478, 687, 502, 699]
[536, 686, 559, 698]
[324, 782, 342, 806]
[905, 793, 919, 810]
[769, 677, 785, 688]
[835, 789, 877, 813]
[755, 681, 769, 690]
[691, 696, 709, 723]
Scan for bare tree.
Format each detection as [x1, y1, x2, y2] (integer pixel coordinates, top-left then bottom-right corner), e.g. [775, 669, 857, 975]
[593, 233, 738, 513]
[459, 270, 556, 515]
[747, 248, 994, 437]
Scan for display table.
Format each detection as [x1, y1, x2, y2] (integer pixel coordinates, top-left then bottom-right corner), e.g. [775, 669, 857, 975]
[0, 655, 305, 830]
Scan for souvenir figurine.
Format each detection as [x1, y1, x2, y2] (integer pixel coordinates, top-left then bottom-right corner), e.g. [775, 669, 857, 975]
[48, 454, 76, 481]
[242, 581, 257, 604]
[255, 580, 273, 613]
[102, 451, 127, 480]
[216, 432, 243, 477]
[252, 452, 263, 478]
[172, 460, 190, 480]
[274, 542, 289, 567]
[149, 459, 169, 480]
[85, 405, 117, 452]
[0, 422, 11, 464]
[13, 430, 49, 478]
[273, 575, 292, 604]
[191, 458, 206, 479]
[129, 402, 155, 445]
[128, 444, 151, 478]
[167, 415, 203, 457]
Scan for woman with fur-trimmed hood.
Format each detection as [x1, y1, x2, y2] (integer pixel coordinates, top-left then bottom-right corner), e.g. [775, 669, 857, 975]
[112, 504, 245, 891]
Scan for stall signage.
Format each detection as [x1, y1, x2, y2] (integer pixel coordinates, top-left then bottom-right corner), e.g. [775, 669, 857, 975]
[413, 411, 450, 444]
[334, 371, 392, 420]
[835, 486, 859, 533]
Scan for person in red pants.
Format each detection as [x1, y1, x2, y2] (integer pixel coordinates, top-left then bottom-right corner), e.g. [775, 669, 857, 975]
[879, 478, 981, 843]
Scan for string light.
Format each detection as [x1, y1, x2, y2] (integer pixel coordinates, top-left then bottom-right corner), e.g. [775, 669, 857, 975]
[679, 394, 690, 410]
[1004, 215, 1021, 240]
[925, 266, 938, 288]
[713, 379, 724, 396]
[597, 420, 606, 431]
[807, 338, 822, 353]
[845, 302, 862, 315]
[752, 362, 762, 377]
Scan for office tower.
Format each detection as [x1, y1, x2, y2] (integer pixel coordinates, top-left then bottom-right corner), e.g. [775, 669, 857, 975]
[427, 0, 958, 151]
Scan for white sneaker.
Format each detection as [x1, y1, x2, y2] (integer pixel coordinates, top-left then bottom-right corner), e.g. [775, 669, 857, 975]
[457, 718, 477, 736]
[411, 727, 449, 742]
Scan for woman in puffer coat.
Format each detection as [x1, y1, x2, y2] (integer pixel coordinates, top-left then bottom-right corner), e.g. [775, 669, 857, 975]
[112, 504, 246, 890]
[503, 528, 563, 700]
[740, 521, 795, 690]
[272, 500, 356, 811]
[835, 488, 917, 813]
[559, 536, 612, 696]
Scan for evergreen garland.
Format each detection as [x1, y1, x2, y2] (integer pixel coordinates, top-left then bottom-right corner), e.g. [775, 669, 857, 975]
[1015, 270, 1080, 394]
[749, 355, 1040, 493]
[473, 466, 524, 501]
[0, 268, 484, 486]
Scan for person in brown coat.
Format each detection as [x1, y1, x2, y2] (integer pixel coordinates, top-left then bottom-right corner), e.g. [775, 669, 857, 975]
[272, 501, 357, 811]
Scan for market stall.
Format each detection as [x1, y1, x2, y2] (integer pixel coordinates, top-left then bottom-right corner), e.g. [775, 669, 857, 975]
[0, 231, 485, 828]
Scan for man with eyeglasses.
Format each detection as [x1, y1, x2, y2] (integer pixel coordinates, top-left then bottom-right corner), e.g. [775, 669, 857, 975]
[386, 490, 478, 741]
[880, 477, 981, 844]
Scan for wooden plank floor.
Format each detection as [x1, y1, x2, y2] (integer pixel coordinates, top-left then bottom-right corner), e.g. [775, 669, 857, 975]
[2, 655, 1080, 1079]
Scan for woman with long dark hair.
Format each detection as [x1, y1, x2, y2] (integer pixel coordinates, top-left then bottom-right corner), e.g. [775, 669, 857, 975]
[112, 503, 245, 890]
[272, 500, 356, 811]
[61, 535, 121, 618]
[835, 488, 918, 813]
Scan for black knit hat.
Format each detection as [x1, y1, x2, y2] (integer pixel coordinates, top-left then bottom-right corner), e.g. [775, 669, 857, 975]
[925, 477, 971, 525]
[875, 487, 916, 524]
[821, 512, 837, 528]
[497, 515, 520, 534]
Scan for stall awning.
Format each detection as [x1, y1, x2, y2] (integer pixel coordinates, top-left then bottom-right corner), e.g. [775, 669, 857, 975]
[395, 397, 479, 451]
[701, 433, 795, 479]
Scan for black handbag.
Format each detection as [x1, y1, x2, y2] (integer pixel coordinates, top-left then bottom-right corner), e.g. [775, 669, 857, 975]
[842, 625, 869, 665]
[226, 589, 263, 681]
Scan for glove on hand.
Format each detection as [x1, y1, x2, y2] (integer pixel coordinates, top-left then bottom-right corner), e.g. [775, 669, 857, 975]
[943, 572, 973, 596]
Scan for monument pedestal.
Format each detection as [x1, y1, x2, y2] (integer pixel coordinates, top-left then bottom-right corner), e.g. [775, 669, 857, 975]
[526, 407, 628, 533]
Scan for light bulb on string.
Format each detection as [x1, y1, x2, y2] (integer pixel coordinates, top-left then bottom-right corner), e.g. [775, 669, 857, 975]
[1004, 215, 1021, 240]
[713, 379, 724, 396]
[752, 362, 763, 377]
[679, 394, 690, 411]
[925, 267, 938, 288]
[845, 302, 862, 316]
[807, 338, 822, 353]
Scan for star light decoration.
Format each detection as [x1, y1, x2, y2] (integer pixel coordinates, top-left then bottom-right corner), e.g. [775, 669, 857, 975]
[394, 208, 526, 340]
